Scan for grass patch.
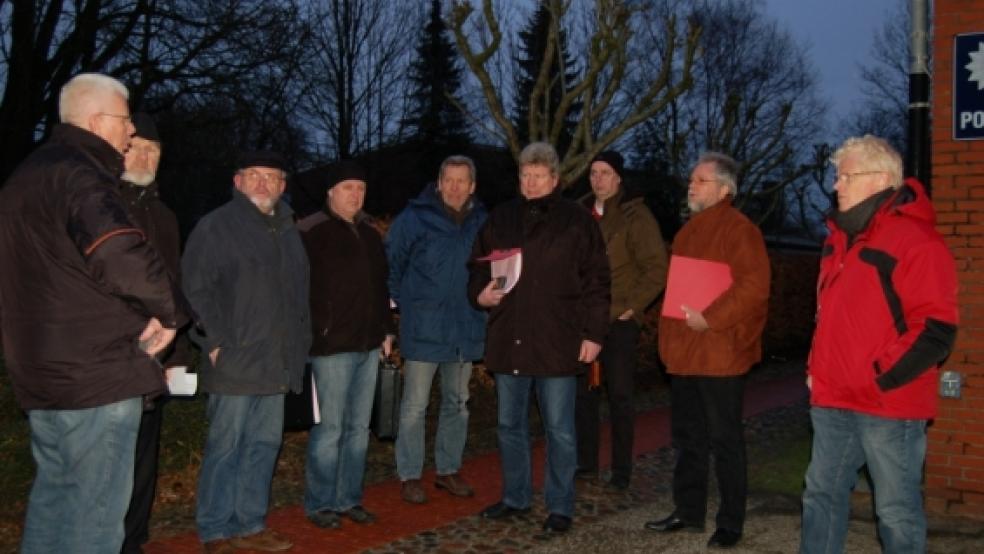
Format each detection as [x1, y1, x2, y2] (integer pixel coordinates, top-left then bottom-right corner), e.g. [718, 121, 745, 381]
[749, 434, 811, 496]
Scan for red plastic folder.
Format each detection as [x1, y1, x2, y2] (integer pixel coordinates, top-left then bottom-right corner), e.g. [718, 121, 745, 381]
[661, 255, 733, 319]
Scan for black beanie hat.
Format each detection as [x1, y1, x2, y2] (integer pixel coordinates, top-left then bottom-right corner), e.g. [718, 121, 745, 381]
[591, 150, 624, 179]
[237, 150, 288, 172]
[131, 112, 160, 143]
[329, 159, 368, 189]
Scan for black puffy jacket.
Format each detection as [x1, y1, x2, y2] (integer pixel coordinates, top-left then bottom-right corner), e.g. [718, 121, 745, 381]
[467, 191, 610, 376]
[0, 124, 186, 410]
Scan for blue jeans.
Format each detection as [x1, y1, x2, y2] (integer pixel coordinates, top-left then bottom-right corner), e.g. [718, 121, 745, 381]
[495, 373, 577, 518]
[800, 407, 928, 554]
[22, 397, 142, 554]
[195, 394, 285, 542]
[395, 360, 472, 480]
[305, 350, 379, 514]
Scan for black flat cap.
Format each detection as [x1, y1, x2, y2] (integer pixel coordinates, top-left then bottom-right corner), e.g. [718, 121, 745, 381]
[237, 150, 288, 172]
[131, 112, 160, 142]
[328, 159, 368, 189]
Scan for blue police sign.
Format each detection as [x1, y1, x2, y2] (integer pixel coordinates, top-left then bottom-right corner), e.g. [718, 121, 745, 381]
[955, 33, 984, 140]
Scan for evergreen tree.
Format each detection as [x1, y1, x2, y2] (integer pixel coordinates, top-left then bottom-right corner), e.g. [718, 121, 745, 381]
[404, 0, 469, 148]
[512, 1, 580, 155]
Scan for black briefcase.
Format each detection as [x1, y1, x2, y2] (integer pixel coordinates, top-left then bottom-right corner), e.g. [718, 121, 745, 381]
[370, 359, 402, 440]
[284, 363, 316, 431]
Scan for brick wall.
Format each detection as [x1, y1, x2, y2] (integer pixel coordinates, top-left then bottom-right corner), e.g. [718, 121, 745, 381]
[926, 0, 984, 519]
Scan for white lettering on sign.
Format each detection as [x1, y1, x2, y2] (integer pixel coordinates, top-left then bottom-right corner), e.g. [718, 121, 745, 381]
[960, 111, 984, 129]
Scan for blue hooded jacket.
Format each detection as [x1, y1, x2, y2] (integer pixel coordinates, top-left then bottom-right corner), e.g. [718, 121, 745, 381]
[386, 183, 488, 362]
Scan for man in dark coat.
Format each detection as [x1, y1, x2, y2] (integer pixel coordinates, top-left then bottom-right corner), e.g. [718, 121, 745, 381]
[119, 112, 192, 554]
[298, 161, 395, 530]
[575, 150, 668, 490]
[182, 150, 311, 553]
[0, 73, 185, 554]
[468, 142, 610, 534]
[386, 155, 488, 505]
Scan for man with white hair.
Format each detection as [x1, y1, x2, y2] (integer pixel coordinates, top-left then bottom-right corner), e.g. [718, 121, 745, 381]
[0, 73, 185, 553]
[646, 152, 770, 549]
[800, 136, 958, 553]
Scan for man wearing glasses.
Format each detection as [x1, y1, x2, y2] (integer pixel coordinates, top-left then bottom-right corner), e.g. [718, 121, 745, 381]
[0, 73, 186, 553]
[182, 151, 311, 553]
[800, 136, 958, 553]
[646, 152, 770, 549]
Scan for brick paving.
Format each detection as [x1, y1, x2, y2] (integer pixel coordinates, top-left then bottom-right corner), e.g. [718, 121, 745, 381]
[145, 374, 808, 553]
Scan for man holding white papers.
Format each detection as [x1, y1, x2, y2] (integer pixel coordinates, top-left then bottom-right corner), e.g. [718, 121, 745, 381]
[575, 150, 668, 490]
[118, 112, 193, 554]
[468, 142, 610, 534]
[645, 152, 770, 550]
[299, 160, 394, 530]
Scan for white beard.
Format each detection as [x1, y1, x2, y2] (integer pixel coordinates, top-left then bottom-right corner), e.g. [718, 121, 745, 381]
[122, 170, 155, 187]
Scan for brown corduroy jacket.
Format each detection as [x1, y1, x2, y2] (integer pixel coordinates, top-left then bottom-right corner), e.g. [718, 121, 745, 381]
[658, 199, 770, 377]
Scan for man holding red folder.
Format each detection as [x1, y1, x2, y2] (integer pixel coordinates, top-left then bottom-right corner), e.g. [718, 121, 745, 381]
[645, 152, 770, 549]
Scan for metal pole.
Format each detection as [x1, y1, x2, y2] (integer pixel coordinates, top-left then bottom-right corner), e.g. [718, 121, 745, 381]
[907, 0, 931, 195]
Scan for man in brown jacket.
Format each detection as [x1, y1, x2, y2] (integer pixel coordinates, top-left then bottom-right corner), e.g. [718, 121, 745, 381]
[645, 152, 770, 549]
[575, 150, 668, 490]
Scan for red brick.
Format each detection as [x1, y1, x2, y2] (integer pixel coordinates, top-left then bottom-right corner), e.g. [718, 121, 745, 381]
[937, 211, 969, 224]
[927, 464, 964, 478]
[952, 455, 984, 471]
[924, 486, 962, 501]
[926, 474, 953, 489]
[948, 502, 984, 520]
[961, 491, 984, 505]
[926, 453, 951, 467]
[950, 478, 984, 494]
[925, 496, 950, 514]
[957, 151, 984, 164]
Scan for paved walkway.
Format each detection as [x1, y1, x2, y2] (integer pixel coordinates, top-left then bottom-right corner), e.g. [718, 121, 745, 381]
[145, 373, 809, 553]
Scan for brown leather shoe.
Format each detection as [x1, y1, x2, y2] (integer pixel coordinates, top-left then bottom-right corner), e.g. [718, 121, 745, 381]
[202, 539, 236, 554]
[401, 479, 427, 504]
[229, 528, 293, 552]
[435, 473, 474, 497]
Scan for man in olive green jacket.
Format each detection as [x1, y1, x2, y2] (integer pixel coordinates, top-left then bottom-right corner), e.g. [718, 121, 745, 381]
[575, 151, 668, 490]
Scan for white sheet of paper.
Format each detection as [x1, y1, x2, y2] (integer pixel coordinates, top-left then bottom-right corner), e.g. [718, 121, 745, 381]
[165, 366, 198, 396]
[311, 370, 321, 424]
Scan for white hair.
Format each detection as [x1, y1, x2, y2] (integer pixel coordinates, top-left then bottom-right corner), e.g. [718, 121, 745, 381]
[830, 135, 904, 190]
[59, 73, 130, 126]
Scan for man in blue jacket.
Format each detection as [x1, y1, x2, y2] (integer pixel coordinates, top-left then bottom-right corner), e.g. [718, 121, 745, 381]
[386, 155, 488, 504]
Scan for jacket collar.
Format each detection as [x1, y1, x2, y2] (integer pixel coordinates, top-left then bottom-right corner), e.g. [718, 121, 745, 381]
[50, 123, 125, 178]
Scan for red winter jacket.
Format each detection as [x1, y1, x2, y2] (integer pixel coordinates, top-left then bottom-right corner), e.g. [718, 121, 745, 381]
[807, 178, 958, 419]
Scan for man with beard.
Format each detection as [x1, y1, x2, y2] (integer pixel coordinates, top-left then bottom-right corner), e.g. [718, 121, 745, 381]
[182, 151, 311, 553]
[118, 112, 191, 554]
[645, 152, 770, 549]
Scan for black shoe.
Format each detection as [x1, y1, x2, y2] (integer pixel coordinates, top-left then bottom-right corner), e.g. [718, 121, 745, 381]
[480, 501, 531, 519]
[340, 505, 376, 524]
[707, 528, 742, 548]
[542, 513, 572, 533]
[574, 468, 597, 481]
[307, 509, 341, 529]
[607, 475, 630, 490]
[643, 513, 704, 533]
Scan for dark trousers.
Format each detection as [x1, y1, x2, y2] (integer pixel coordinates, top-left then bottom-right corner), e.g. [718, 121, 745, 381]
[575, 319, 640, 481]
[670, 374, 746, 532]
[121, 399, 164, 553]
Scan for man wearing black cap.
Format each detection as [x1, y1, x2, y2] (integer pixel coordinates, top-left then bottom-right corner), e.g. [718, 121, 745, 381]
[119, 113, 191, 554]
[182, 151, 311, 553]
[575, 151, 668, 490]
[297, 160, 394, 530]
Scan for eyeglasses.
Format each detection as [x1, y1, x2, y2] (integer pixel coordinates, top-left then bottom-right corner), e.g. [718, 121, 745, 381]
[835, 171, 883, 184]
[241, 169, 284, 185]
[97, 112, 132, 123]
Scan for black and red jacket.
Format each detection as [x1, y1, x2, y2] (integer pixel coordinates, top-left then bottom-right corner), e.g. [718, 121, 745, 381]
[807, 178, 958, 419]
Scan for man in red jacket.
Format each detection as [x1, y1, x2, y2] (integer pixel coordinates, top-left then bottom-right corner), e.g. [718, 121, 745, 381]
[800, 136, 958, 553]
